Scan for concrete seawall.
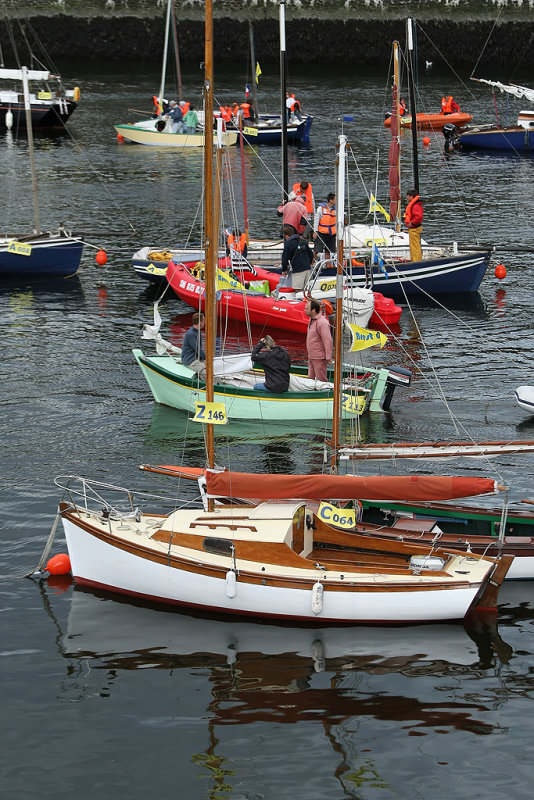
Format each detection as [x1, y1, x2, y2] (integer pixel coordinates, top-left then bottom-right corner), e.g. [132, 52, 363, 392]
[3, 2, 534, 67]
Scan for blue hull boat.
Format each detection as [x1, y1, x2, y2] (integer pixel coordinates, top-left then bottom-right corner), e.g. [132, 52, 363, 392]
[237, 114, 312, 145]
[457, 125, 534, 152]
[0, 235, 84, 279]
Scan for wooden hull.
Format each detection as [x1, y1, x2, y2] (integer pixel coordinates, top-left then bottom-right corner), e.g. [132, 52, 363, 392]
[115, 121, 238, 148]
[384, 112, 473, 130]
[59, 493, 508, 624]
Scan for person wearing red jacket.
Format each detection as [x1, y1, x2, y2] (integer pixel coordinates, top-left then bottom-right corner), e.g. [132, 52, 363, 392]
[404, 189, 423, 262]
[305, 297, 333, 383]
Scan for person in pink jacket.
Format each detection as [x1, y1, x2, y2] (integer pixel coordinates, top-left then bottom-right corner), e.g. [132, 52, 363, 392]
[276, 192, 309, 236]
[305, 297, 333, 382]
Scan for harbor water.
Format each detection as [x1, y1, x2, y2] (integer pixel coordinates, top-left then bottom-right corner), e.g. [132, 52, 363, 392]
[2, 59, 534, 798]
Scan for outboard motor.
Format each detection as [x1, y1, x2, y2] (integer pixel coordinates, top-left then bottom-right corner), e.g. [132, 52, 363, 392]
[442, 122, 457, 153]
[384, 111, 392, 121]
[382, 366, 412, 411]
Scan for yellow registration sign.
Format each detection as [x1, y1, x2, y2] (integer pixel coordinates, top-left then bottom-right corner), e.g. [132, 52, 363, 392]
[243, 126, 258, 136]
[37, 91, 52, 100]
[318, 502, 356, 529]
[341, 393, 366, 415]
[147, 263, 168, 276]
[364, 238, 387, 247]
[7, 240, 32, 257]
[192, 401, 228, 425]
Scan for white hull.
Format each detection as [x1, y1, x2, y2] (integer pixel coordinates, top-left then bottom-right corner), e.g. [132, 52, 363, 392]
[61, 508, 494, 625]
[115, 119, 238, 148]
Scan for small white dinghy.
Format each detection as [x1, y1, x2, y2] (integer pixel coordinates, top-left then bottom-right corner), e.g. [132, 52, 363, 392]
[515, 386, 534, 414]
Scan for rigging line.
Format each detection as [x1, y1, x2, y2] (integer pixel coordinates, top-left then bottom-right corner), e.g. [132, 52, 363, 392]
[470, 6, 504, 80]
[416, 23, 478, 101]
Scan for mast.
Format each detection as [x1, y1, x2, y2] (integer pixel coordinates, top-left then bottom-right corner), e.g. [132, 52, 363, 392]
[21, 66, 40, 234]
[158, 0, 173, 115]
[389, 41, 402, 231]
[248, 22, 259, 118]
[279, 0, 288, 201]
[171, 0, 183, 103]
[203, 0, 216, 474]
[330, 134, 347, 472]
[406, 17, 420, 195]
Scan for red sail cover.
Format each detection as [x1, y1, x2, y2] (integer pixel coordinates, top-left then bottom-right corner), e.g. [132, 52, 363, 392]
[206, 470, 497, 502]
[388, 82, 400, 222]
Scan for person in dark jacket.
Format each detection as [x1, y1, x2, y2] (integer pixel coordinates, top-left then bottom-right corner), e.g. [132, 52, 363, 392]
[252, 335, 291, 393]
[181, 312, 206, 379]
[280, 224, 315, 291]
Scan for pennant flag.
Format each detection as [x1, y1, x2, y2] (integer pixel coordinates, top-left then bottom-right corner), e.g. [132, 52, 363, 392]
[369, 193, 390, 222]
[215, 268, 247, 292]
[372, 243, 388, 277]
[347, 323, 388, 352]
[255, 62, 262, 83]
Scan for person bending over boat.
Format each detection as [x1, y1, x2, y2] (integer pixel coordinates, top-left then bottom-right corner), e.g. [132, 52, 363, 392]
[404, 189, 423, 262]
[305, 298, 333, 383]
[280, 225, 315, 291]
[181, 313, 206, 380]
[252, 335, 291, 393]
[277, 192, 309, 237]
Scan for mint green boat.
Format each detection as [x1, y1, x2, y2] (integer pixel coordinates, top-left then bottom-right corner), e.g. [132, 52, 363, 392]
[132, 348, 411, 422]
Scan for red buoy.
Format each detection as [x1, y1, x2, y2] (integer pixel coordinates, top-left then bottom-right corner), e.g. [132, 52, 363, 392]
[46, 553, 72, 575]
[494, 263, 507, 280]
[117, 133, 125, 143]
[95, 249, 108, 266]
[422, 136, 431, 146]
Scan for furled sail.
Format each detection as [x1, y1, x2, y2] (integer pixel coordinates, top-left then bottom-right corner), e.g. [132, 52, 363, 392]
[474, 78, 534, 104]
[205, 469, 498, 501]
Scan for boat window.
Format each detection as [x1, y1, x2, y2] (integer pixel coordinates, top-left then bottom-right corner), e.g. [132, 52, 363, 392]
[202, 537, 234, 556]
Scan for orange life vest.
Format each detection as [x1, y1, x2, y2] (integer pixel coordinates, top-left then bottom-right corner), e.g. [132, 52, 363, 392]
[240, 102, 252, 119]
[220, 106, 232, 122]
[227, 232, 247, 254]
[317, 203, 336, 235]
[292, 182, 313, 214]
[404, 195, 423, 227]
[152, 95, 162, 115]
[181, 101, 190, 115]
[441, 96, 454, 114]
[399, 100, 406, 116]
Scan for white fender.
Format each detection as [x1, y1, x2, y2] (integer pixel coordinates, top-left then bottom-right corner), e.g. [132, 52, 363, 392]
[5, 110, 13, 130]
[226, 570, 237, 598]
[311, 581, 324, 615]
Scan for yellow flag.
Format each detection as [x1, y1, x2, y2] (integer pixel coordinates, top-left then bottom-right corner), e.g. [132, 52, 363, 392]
[348, 323, 388, 352]
[255, 62, 262, 83]
[215, 268, 247, 292]
[369, 193, 390, 222]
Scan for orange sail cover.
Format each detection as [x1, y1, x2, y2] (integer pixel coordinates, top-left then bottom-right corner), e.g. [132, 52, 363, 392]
[206, 470, 497, 502]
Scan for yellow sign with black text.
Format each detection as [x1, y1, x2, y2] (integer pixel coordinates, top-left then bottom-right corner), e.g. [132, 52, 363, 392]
[7, 240, 32, 257]
[192, 401, 228, 425]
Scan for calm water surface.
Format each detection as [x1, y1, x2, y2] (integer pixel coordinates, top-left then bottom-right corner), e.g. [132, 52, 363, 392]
[2, 59, 534, 799]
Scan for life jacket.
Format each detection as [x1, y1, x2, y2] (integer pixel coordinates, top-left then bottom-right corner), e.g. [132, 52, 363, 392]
[220, 106, 232, 122]
[441, 96, 454, 114]
[240, 102, 252, 119]
[405, 195, 423, 226]
[287, 95, 296, 111]
[153, 95, 163, 115]
[399, 100, 406, 116]
[181, 101, 190, 115]
[292, 182, 313, 214]
[317, 203, 336, 235]
[227, 232, 247, 254]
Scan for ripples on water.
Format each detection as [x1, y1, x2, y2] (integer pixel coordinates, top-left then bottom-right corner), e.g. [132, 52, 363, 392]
[1, 60, 534, 798]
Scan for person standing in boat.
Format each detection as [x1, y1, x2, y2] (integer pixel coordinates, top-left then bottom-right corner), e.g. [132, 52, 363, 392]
[252, 335, 291, 393]
[280, 225, 315, 291]
[405, 189, 423, 262]
[166, 100, 184, 133]
[181, 313, 206, 380]
[183, 105, 199, 134]
[313, 193, 336, 260]
[292, 180, 315, 240]
[305, 297, 333, 383]
[277, 192, 309, 237]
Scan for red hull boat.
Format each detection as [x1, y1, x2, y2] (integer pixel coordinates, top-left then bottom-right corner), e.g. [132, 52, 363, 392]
[167, 262, 401, 333]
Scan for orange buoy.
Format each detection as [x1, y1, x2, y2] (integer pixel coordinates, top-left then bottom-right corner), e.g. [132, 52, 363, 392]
[46, 553, 71, 575]
[494, 263, 507, 280]
[95, 249, 108, 266]
[321, 299, 334, 316]
[422, 136, 431, 146]
[117, 133, 125, 142]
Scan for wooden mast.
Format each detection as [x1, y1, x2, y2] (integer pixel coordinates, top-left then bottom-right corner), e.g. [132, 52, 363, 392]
[330, 134, 347, 472]
[203, 0, 216, 478]
[171, 0, 183, 103]
[392, 41, 402, 231]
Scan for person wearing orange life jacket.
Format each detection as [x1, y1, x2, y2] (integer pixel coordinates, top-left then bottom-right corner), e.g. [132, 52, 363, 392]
[226, 230, 248, 260]
[240, 101, 255, 122]
[399, 98, 407, 116]
[441, 95, 460, 115]
[404, 189, 423, 262]
[180, 100, 190, 115]
[313, 193, 336, 260]
[220, 106, 232, 123]
[292, 181, 314, 215]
